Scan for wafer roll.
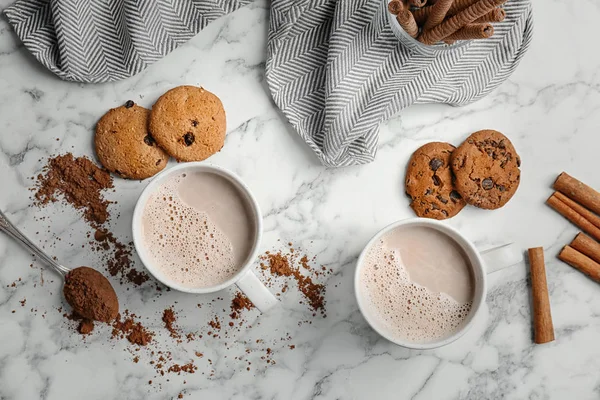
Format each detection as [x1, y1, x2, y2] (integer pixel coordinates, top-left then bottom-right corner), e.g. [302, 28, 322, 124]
[397, 5, 419, 38]
[423, 0, 455, 31]
[413, 0, 479, 25]
[443, 23, 493, 41]
[388, 0, 404, 15]
[408, 0, 427, 8]
[474, 7, 506, 23]
[418, 0, 506, 45]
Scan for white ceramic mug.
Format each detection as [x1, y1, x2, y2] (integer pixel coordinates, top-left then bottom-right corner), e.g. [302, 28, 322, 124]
[354, 218, 522, 350]
[132, 163, 278, 312]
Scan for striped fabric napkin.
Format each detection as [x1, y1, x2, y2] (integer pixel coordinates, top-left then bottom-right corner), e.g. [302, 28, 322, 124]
[4, 0, 533, 167]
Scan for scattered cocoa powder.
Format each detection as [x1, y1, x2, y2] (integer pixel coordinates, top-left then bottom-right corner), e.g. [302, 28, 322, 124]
[264, 253, 293, 277]
[261, 250, 326, 315]
[111, 311, 153, 346]
[78, 320, 95, 335]
[32, 155, 148, 287]
[33, 154, 113, 226]
[94, 229, 149, 286]
[162, 308, 180, 338]
[230, 292, 254, 319]
[168, 362, 198, 374]
[208, 316, 221, 331]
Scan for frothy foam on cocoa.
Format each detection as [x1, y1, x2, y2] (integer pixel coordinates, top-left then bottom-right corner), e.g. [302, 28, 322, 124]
[360, 227, 473, 344]
[141, 175, 242, 288]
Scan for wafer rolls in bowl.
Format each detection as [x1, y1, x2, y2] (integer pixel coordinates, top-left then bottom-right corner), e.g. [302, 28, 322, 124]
[386, 0, 506, 55]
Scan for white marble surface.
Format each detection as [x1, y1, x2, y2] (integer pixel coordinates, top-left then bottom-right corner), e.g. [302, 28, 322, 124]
[1, 1, 600, 399]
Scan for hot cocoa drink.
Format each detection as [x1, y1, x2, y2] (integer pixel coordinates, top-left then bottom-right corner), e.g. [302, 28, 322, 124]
[141, 171, 256, 288]
[359, 226, 474, 343]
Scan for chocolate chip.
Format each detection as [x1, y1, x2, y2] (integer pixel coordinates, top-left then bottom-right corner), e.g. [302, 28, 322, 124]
[143, 134, 155, 146]
[432, 175, 441, 186]
[124, 100, 134, 108]
[431, 203, 440, 210]
[497, 185, 506, 192]
[183, 132, 195, 146]
[424, 189, 432, 195]
[498, 140, 506, 149]
[436, 195, 448, 204]
[156, 159, 162, 166]
[429, 158, 443, 171]
[516, 157, 521, 167]
[191, 120, 198, 127]
[450, 190, 462, 200]
[441, 210, 449, 217]
[482, 178, 494, 190]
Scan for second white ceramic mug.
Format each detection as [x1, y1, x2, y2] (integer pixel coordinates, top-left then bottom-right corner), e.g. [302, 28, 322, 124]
[354, 218, 522, 350]
[132, 163, 278, 312]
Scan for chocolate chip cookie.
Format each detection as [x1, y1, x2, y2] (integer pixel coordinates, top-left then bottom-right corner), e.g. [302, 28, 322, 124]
[149, 86, 226, 162]
[451, 130, 521, 210]
[95, 101, 169, 180]
[405, 142, 466, 219]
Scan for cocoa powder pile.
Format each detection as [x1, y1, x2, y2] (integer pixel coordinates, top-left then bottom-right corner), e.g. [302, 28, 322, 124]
[63, 266, 119, 322]
[33, 153, 113, 226]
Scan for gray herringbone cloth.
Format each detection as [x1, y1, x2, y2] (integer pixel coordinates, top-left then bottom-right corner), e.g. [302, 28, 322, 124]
[5, 0, 533, 167]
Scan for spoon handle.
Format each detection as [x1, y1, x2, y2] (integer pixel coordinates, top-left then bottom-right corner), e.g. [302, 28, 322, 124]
[0, 209, 70, 277]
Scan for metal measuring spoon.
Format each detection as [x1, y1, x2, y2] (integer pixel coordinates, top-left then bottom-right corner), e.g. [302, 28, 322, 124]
[0, 209, 119, 322]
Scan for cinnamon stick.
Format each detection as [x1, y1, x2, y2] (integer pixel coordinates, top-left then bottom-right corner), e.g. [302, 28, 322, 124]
[554, 172, 600, 216]
[528, 247, 554, 344]
[423, 0, 455, 31]
[570, 232, 600, 264]
[397, 5, 419, 38]
[413, 0, 479, 25]
[418, 0, 507, 45]
[553, 191, 600, 230]
[546, 193, 600, 242]
[473, 7, 506, 23]
[558, 245, 600, 283]
[443, 23, 493, 41]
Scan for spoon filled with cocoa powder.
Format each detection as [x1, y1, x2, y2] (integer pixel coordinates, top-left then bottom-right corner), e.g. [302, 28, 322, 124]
[0, 209, 119, 323]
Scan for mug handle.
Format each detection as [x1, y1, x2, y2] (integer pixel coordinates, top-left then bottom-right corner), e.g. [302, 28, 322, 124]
[236, 270, 279, 312]
[480, 243, 523, 274]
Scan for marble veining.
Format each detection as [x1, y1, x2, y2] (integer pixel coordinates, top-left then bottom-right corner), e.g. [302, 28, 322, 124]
[2, 0, 600, 399]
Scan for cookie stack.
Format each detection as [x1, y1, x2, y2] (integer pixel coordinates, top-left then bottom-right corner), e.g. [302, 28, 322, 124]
[405, 130, 521, 219]
[95, 86, 226, 180]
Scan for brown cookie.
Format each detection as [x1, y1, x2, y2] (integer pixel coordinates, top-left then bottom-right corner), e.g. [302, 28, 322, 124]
[95, 101, 169, 180]
[451, 130, 521, 210]
[405, 142, 466, 220]
[149, 86, 226, 162]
